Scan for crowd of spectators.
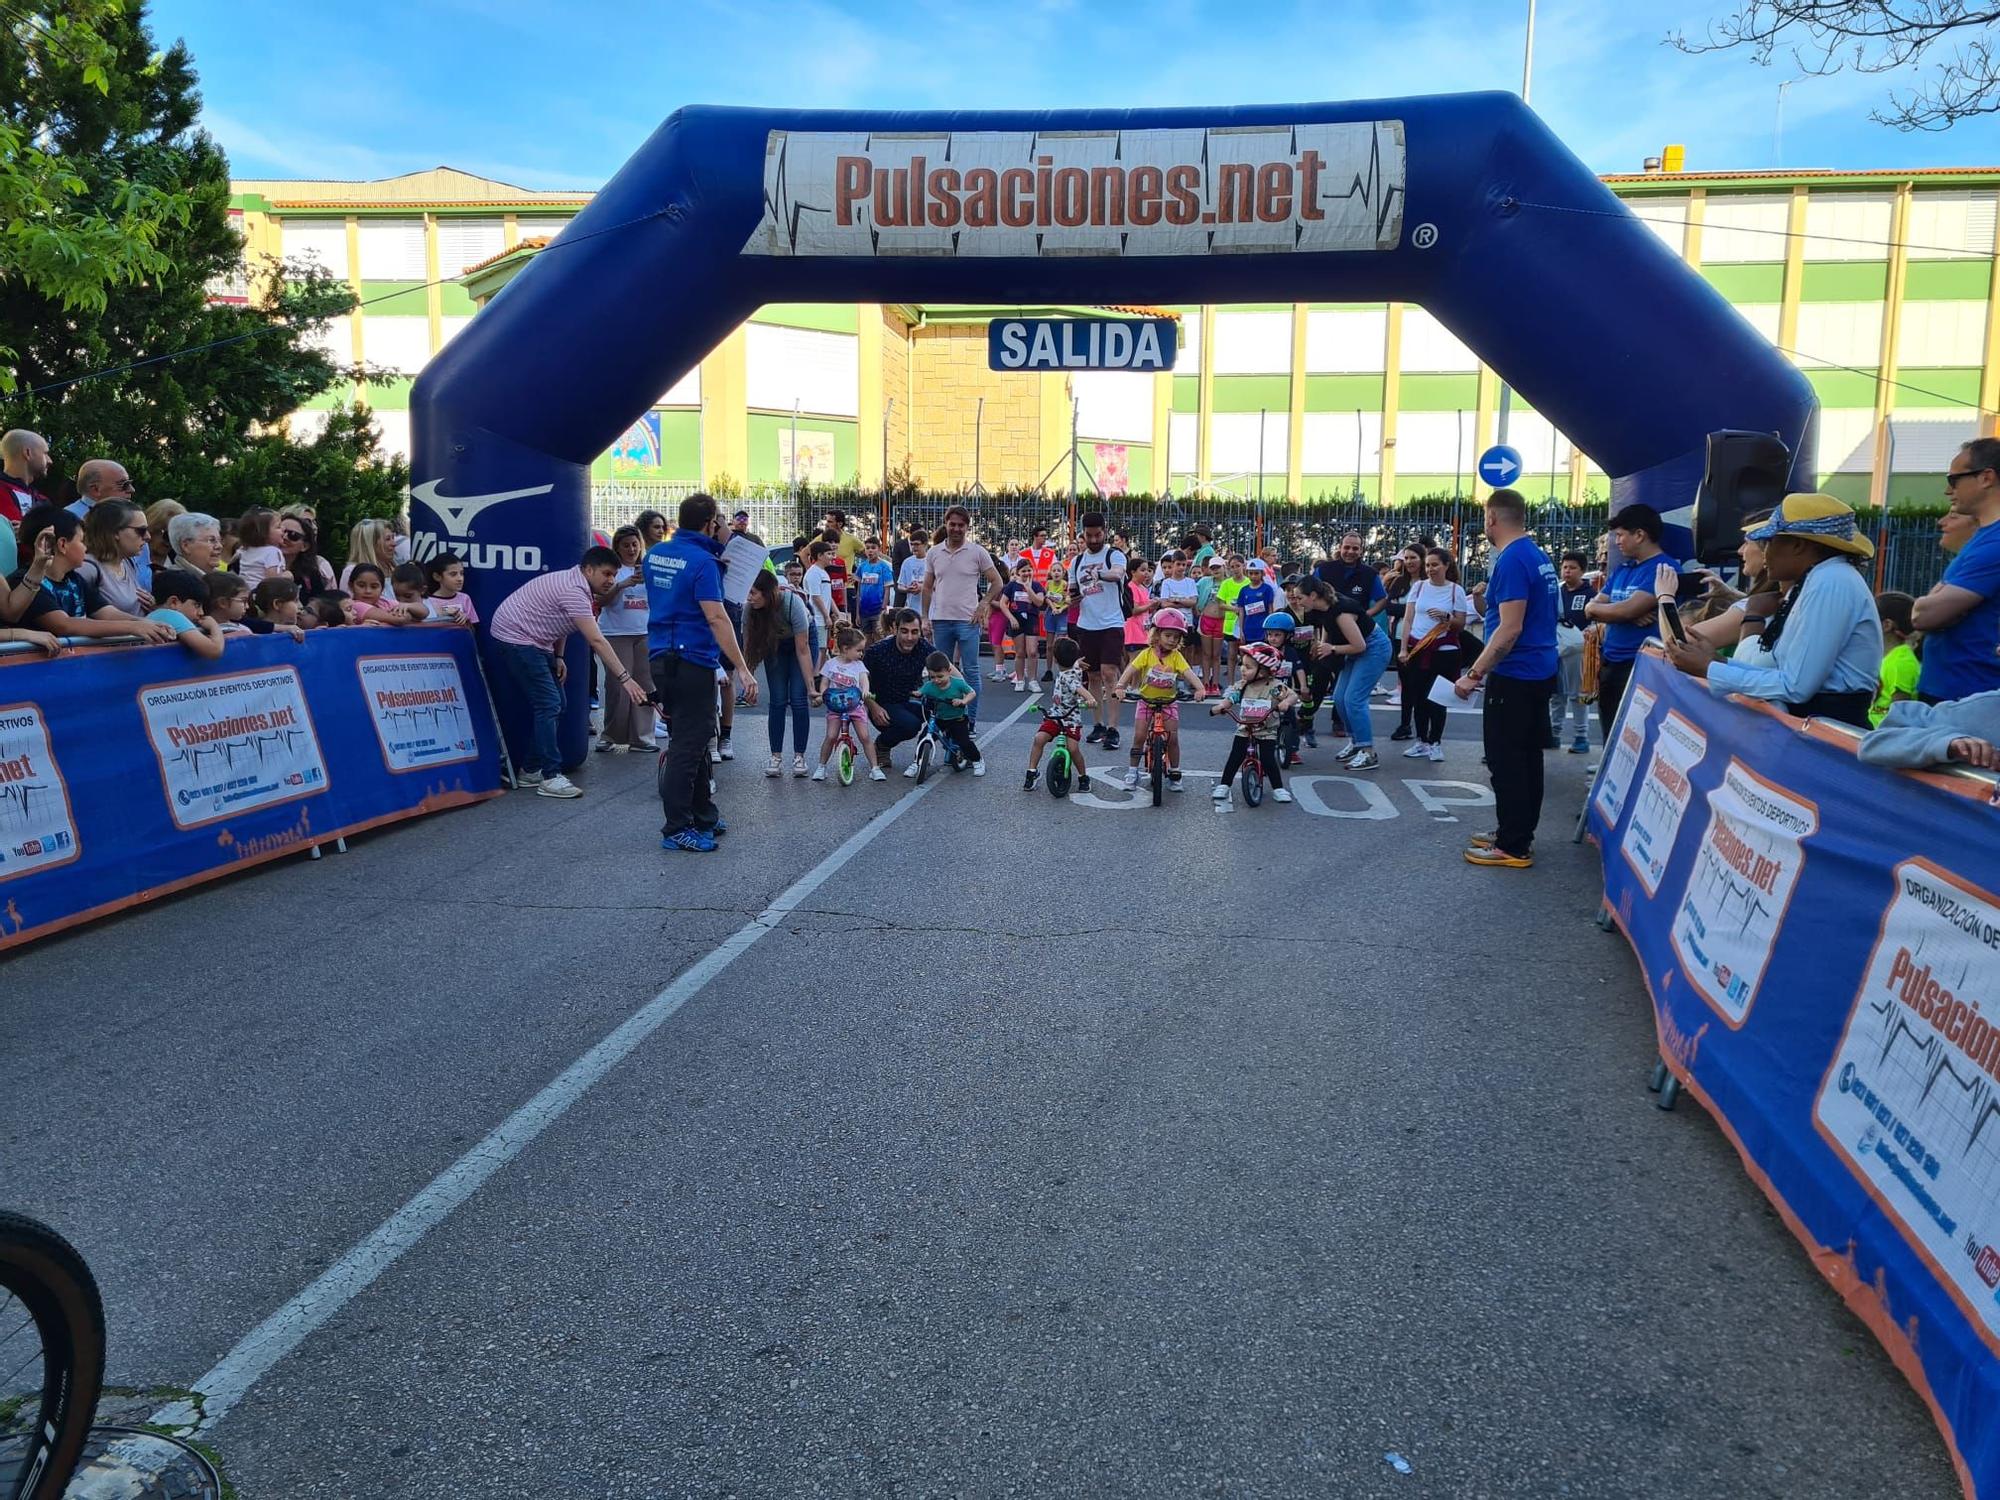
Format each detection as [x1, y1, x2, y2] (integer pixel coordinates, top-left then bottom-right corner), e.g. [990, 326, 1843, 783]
[0, 426, 464, 656]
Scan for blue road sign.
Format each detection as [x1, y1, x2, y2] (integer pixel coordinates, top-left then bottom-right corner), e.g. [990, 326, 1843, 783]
[1477, 444, 1523, 488]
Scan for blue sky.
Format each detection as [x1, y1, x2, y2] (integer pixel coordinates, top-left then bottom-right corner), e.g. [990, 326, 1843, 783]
[151, 0, 2000, 189]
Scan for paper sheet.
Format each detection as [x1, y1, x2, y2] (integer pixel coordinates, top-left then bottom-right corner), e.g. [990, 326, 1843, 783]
[721, 535, 769, 607]
[1429, 674, 1481, 710]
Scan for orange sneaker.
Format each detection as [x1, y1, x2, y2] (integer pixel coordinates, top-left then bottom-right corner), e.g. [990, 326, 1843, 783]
[1464, 845, 1532, 869]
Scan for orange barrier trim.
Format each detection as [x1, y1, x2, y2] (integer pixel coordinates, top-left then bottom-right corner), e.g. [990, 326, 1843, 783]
[1601, 899, 1978, 1500]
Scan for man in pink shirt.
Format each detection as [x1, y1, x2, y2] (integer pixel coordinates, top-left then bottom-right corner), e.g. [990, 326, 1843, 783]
[918, 504, 1002, 728]
[490, 545, 648, 799]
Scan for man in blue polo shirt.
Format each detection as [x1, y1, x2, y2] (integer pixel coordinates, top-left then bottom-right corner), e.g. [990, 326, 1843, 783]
[646, 492, 759, 854]
[1584, 503, 1667, 743]
[1456, 488, 1560, 868]
[1914, 438, 2000, 705]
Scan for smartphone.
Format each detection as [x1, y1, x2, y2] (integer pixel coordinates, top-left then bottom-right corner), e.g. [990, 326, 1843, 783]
[1659, 599, 1689, 645]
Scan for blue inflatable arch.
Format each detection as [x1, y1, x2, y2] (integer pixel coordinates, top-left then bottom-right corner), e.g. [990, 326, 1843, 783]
[412, 93, 1816, 762]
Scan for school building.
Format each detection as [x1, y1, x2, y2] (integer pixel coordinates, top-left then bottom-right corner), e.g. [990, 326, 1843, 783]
[230, 160, 2000, 509]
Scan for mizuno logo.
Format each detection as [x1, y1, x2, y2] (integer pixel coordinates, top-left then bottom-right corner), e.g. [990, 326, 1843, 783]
[407, 480, 554, 537]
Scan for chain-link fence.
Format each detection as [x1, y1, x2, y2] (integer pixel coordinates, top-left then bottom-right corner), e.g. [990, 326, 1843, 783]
[589, 480, 1954, 594]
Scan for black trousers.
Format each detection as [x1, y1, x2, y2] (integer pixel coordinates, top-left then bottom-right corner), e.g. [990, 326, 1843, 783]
[938, 717, 981, 763]
[1596, 656, 1634, 745]
[651, 652, 719, 835]
[1483, 672, 1557, 857]
[1221, 735, 1283, 787]
[1407, 647, 1459, 743]
[873, 702, 924, 757]
[1787, 688, 1873, 729]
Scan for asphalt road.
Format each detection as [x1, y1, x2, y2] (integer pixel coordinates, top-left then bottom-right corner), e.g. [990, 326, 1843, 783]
[1, 694, 1959, 1499]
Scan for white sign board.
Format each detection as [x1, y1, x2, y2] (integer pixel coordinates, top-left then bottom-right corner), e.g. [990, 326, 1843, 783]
[141, 668, 328, 829]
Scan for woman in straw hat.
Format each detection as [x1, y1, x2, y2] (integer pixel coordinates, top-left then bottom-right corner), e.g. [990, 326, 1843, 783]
[1662, 492, 1883, 728]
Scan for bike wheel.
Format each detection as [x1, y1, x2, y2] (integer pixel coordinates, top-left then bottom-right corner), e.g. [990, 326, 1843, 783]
[0, 1212, 105, 1500]
[837, 740, 855, 786]
[1243, 762, 1264, 807]
[1149, 739, 1165, 807]
[1047, 746, 1071, 798]
[914, 738, 933, 785]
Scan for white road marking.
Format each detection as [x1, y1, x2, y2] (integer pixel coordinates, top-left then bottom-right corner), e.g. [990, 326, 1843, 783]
[152, 694, 1043, 1435]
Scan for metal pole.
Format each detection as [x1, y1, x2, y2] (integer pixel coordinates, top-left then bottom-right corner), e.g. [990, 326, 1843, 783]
[1497, 0, 1535, 447]
[790, 400, 799, 494]
[974, 396, 984, 494]
[1353, 409, 1362, 501]
[1070, 397, 1080, 499]
[881, 396, 893, 539]
[1258, 407, 1266, 505]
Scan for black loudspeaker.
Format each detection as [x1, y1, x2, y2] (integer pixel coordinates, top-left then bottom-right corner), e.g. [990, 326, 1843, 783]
[1693, 429, 1792, 566]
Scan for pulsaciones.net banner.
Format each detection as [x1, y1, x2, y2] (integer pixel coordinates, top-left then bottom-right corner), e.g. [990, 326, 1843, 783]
[0, 626, 501, 950]
[1589, 652, 2000, 1500]
[744, 121, 1405, 258]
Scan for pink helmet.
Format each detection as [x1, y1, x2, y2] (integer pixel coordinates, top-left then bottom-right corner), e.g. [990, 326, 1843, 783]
[1243, 642, 1284, 673]
[1152, 607, 1190, 633]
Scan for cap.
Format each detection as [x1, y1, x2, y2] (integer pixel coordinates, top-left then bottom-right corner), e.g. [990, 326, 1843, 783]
[1247, 558, 1268, 573]
[731, 509, 750, 522]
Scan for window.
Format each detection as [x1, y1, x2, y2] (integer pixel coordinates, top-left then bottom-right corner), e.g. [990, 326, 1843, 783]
[1906, 191, 1998, 260]
[437, 218, 505, 276]
[1815, 409, 1877, 474]
[1072, 370, 1154, 443]
[302, 314, 352, 366]
[1732, 304, 1782, 346]
[1888, 414, 1980, 471]
[1304, 308, 1386, 373]
[1700, 194, 1790, 264]
[1167, 412, 1198, 475]
[1392, 410, 1478, 475]
[1793, 303, 1884, 368]
[370, 409, 412, 461]
[745, 324, 857, 415]
[1209, 412, 1288, 473]
[1178, 310, 1203, 375]
[357, 219, 427, 281]
[1898, 301, 1988, 367]
[1398, 307, 1478, 372]
[1801, 193, 1893, 261]
[282, 220, 349, 280]
[1626, 196, 1690, 257]
[362, 316, 434, 375]
[1209, 310, 1292, 375]
[523, 216, 574, 244]
[661, 365, 701, 406]
[1300, 411, 1384, 475]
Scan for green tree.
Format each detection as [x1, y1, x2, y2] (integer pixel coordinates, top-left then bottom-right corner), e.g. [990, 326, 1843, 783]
[0, 0, 404, 532]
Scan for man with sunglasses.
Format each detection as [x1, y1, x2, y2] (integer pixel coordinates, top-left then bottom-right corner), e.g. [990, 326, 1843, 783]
[1913, 438, 2000, 704]
[64, 458, 133, 520]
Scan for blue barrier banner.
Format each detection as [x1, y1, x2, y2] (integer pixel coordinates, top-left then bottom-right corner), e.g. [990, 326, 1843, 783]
[0, 626, 502, 950]
[1589, 651, 2000, 1497]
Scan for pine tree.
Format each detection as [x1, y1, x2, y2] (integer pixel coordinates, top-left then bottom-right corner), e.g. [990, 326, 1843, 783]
[0, 0, 403, 535]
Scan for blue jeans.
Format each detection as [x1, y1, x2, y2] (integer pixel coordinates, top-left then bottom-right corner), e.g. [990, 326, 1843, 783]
[931, 618, 982, 726]
[496, 640, 563, 776]
[1334, 629, 1393, 749]
[765, 643, 811, 754]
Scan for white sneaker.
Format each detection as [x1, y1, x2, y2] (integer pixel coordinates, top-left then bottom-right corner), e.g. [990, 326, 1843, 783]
[595, 736, 615, 751]
[1124, 766, 1142, 787]
[634, 736, 657, 750]
[793, 753, 810, 777]
[1335, 742, 1358, 762]
[709, 744, 721, 764]
[811, 765, 826, 782]
[1273, 787, 1294, 803]
[1211, 783, 1229, 800]
[1427, 742, 1445, 762]
[766, 754, 782, 777]
[1167, 776, 1184, 793]
[1013, 678, 1026, 692]
[717, 738, 734, 761]
[869, 766, 888, 781]
[902, 760, 921, 778]
[972, 761, 986, 777]
[536, 774, 583, 799]
[1384, 691, 1402, 707]
[515, 769, 545, 788]
[1403, 741, 1430, 758]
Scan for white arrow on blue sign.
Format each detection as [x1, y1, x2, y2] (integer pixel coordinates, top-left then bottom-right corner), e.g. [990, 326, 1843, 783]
[1477, 444, 1523, 487]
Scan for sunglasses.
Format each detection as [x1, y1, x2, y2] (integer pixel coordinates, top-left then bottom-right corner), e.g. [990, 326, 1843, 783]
[111, 477, 135, 491]
[1946, 467, 1992, 486]
[280, 529, 305, 542]
[122, 524, 150, 536]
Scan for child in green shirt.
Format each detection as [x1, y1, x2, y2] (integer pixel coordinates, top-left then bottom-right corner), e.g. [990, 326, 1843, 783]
[1871, 590, 1920, 728]
[918, 651, 984, 775]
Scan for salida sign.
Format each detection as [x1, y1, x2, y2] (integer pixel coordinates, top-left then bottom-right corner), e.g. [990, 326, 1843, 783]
[988, 317, 1178, 372]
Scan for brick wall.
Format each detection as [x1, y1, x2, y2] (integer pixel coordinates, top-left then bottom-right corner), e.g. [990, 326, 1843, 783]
[908, 323, 1045, 489]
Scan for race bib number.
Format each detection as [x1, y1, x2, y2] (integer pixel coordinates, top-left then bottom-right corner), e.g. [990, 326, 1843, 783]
[1146, 666, 1176, 691]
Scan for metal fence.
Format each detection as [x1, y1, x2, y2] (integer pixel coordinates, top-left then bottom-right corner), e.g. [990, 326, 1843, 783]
[589, 480, 1953, 594]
